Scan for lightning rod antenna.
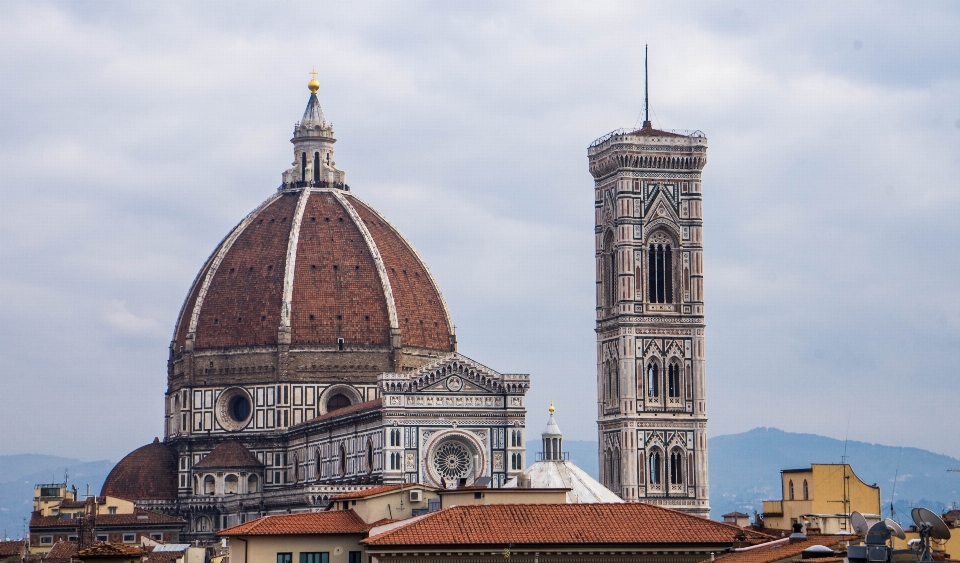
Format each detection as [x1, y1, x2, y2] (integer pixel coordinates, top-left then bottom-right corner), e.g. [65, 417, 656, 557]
[644, 44, 649, 125]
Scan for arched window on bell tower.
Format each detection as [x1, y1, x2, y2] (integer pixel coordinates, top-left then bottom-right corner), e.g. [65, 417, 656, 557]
[647, 362, 659, 398]
[603, 231, 617, 310]
[647, 232, 674, 304]
[668, 360, 681, 399]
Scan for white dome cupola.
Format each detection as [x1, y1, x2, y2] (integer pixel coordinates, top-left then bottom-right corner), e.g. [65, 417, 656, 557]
[282, 70, 346, 188]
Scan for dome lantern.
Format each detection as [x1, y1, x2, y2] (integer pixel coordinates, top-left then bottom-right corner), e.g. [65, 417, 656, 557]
[541, 401, 563, 461]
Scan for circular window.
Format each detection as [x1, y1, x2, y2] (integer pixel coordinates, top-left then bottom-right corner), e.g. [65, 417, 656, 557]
[327, 393, 351, 412]
[230, 395, 250, 421]
[432, 440, 472, 481]
[215, 387, 253, 431]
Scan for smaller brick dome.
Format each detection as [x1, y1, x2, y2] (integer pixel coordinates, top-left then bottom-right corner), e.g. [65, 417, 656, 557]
[101, 439, 178, 501]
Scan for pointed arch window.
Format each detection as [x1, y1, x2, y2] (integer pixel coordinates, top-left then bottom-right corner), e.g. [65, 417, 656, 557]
[649, 450, 662, 485]
[803, 479, 809, 500]
[788, 479, 795, 500]
[339, 444, 347, 477]
[603, 231, 617, 309]
[670, 449, 684, 485]
[668, 361, 681, 398]
[366, 440, 374, 474]
[647, 236, 674, 303]
[313, 152, 320, 182]
[300, 153, 307, 182]
[647, 363, 659, 398]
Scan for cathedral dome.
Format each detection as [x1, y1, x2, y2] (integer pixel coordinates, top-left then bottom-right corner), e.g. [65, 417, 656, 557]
[171, 188, 454, 355]
[101, 440, 178, 501]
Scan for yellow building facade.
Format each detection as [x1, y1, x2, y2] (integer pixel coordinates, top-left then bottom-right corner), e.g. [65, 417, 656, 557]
[761, 464, 880, 533]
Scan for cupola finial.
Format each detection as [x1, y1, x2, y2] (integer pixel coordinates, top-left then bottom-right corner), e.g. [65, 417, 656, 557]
[549, 399, 555, 414]
[308, 68, 320, 94]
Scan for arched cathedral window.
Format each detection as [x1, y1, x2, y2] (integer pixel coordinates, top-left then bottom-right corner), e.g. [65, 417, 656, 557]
[670, 449, 684, 485]
[647, 233, 674, 304]
[300, 152, 307, 182]
[803, 479, 809, 500]
[649, 450, 662, 485]
[313, 152, 320, 182]
[788, 479, 794, 500]
[603, 231, 617, 309]
[668, 361, 681, 398]
[647, 363, 659, 398]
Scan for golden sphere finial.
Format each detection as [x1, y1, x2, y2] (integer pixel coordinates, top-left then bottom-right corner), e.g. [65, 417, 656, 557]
[549, 400, 555, 414]
[308, 68, 320, 93]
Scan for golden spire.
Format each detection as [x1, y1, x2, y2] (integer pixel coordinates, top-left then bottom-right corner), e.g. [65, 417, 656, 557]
[549, 400, 555, 414]
[308, 68, 320, 93]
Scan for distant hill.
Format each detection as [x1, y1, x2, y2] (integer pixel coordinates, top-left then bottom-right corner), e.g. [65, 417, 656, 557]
[537, 428, 960, 521]
[0, 455, 113, 540]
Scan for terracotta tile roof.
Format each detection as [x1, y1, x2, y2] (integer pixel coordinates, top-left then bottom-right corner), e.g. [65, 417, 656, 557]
[628, 123, 690, 138]
[218, 510, 367, 536]
[59, 500, 87, 509]
[297, 399, 382, 426]
[700, 535, 849, 563]
[31, 509, 184, 529]
[193, 441, 263, 469]
[363, 503, 775, 547]
[101, 441, 179, 501]
[75, 544, 147, 557]
[0, 540, 26, 557]
[330, 484, 433, 501]
[723, 511, 750, 518]
[44, 541, 78, 563]
[362, 519, 397, 532]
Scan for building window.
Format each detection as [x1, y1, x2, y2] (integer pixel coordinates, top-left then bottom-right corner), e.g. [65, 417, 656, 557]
[150, 534, 162, 541]
[293, 455, 300, 483]
[649, 450, 662, 485]
[647, 363, 659, 398]
[108, 506, 117, 514]
[327, 393, 350, 412]
[96, 535, 108, 542]
[603, 231, 616, 308]
[366, 440, 374, 474]
[204, 475, 216, 495]
[348, 552, 362, 563]
[667, 361, 681, 398]
[788, 479, 795, 500]
[647, 239, 674, 303]
[122, 534, 135, 543]
[277, 553, 292, 563]
[313, 152, 320, 182]
[39, 536, 53, 545]
[68, 536, 78, 542]
[300, 553, 329, 563]
[803, 479, 809, 500]
[670, 449, 684, 485]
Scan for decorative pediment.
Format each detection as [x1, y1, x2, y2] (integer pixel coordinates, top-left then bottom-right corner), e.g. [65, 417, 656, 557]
[643, 186, 680, 221]
[378, 353, 530, 395]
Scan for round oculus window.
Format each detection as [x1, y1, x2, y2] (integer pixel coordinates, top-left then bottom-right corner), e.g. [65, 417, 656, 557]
[432, 440, 472, 481]
[215, 387, 253, 431]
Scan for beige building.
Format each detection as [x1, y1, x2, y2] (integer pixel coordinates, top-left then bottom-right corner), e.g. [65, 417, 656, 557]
[220, 511, 369, 563]
[760, 464, 880, 533]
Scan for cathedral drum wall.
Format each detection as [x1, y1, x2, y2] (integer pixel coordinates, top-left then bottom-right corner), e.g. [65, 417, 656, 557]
[588, 125, 710, 515]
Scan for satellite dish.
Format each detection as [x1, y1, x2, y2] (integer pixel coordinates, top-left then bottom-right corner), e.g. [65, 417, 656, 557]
[866, 521, 892, 546]
[884, 518, 906, 540]
[912, 508, 952, 540]
[852, 511, 870, 536]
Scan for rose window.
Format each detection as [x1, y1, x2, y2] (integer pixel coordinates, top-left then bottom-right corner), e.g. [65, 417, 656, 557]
[432, 440, 472, 481]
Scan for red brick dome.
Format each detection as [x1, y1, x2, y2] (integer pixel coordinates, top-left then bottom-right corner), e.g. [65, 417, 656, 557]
[101, 440, 178, 501]
[171, 189, 454, 354]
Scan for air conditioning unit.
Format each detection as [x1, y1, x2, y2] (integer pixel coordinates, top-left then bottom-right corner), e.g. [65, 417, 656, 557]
[409, 489, 423, 502]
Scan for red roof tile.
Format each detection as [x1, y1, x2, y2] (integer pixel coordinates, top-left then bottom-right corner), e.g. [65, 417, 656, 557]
[144, 551, 184, 563]
[101, 441, 178, 501]
[364, 503, 775, 547]
[330, 484, 432, 501]
[218, 510, 367, 536]
[44, 541, 78, 563]
[75, 544, 147, 557]
[0, 540, 26, 557]
[193, 441, 263, 469]
[700, 535, 849, 563]
[30, 509, 184, 529]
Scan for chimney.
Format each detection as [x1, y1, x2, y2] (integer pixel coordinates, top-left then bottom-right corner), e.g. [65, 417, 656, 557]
[789, 522, 807, 543]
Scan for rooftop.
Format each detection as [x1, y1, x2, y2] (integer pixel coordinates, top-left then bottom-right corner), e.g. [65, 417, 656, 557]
[363, 503, 774, 547]
[700, 535, 850, 563]
[219, 510, 368, 536]
[193, 441, 263, 470]
[75, 544, 148, 558]
[329, 483, 432, 501]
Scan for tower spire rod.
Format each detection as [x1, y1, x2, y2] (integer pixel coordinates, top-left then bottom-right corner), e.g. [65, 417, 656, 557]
[644, 44, 650, 126]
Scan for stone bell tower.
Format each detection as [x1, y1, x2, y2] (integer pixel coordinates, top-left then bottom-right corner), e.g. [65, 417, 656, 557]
[586, 96, 710, 515]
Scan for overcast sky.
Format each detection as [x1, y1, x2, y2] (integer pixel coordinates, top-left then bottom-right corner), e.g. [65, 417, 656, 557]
[2, 1, 959, 462]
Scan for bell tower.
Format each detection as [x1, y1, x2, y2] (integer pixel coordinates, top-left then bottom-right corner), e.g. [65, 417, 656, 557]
[586, 58, 710, 515]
